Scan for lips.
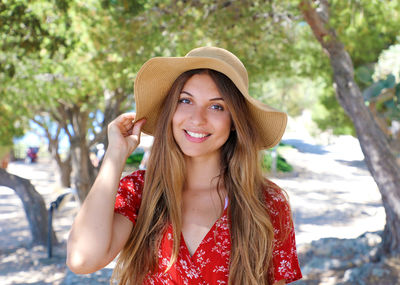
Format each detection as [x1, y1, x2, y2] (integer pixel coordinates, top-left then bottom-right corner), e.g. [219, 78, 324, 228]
[184, 130, 211, 142]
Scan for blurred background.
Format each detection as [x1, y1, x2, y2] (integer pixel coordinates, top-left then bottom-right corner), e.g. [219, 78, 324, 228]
[1, 0, 400, 284]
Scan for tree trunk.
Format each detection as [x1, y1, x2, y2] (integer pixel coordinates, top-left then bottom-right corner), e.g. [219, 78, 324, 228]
[70, 136, 95, 202]
[48, 138, 72, 188]
[68, 106, 96, 202]
[52, 89, 128, 202]
[59, 156, 72, 187]
[300, 0, 400, 256]
[0, 169, 57, 245]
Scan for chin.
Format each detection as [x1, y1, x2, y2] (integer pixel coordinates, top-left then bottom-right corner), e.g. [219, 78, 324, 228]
[180, 148, 220, 160]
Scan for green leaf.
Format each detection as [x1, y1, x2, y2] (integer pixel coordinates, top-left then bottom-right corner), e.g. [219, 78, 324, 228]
[395, 83, 400, 100]
[363, 81, 386, 101]
[355, 65, 374, 86]
[384, 99, 396, 109]
[383, 74, 396, 89]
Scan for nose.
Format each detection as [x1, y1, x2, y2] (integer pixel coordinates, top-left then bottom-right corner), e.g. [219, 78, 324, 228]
[190, 106, 207, 125]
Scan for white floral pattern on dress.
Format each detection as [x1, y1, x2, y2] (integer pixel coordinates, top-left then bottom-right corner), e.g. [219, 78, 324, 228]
[115, 171, 302, 284]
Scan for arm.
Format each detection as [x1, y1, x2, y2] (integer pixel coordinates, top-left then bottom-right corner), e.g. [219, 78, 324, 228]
[66, 113, 146, 274]
[273, 280, 286, 285]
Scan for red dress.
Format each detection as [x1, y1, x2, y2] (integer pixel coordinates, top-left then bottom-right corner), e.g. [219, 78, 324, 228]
[114, 170, 302, 284]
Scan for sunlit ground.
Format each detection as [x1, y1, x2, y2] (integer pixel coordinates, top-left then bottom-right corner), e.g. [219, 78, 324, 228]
[277, 117, 384, 245]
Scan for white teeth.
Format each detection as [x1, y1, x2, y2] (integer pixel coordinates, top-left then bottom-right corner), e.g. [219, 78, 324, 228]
[186, 131, 208, 138]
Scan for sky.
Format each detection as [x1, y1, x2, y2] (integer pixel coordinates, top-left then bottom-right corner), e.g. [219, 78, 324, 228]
[13, 120, 70, 154]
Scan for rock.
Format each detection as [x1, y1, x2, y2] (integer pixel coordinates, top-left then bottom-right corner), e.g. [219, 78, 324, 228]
[296, 231, 400, 285]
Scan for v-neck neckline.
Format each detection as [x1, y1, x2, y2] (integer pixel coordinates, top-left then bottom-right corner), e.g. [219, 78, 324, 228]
[181, 206, 228, 260]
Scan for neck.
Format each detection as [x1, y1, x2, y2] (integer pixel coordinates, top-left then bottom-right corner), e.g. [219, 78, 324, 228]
[184, 154, 222, 192]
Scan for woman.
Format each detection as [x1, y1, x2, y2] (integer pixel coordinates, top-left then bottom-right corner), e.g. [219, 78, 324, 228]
[67, 47, 302, 284]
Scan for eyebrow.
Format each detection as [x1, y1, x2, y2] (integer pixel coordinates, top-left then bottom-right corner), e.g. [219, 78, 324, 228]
[180, 90, 224, 101]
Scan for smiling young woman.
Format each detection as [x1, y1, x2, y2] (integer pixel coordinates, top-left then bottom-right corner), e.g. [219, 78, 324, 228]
[67, 47, 302, 285]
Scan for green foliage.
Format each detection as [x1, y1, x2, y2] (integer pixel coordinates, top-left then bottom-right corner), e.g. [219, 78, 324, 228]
[355, 64, 375, 89]
[253, 76, 326, 117]
[126, 149, 144, 165]
[1, 0, 143, 154]
[0, 0, 78, 144]
[358, 44, 400, 129]
[312, 88, 356, 136]
[302, 0, 400, 136]
[0, 0, 74, 76]
[363, 77, 400, 122]
[2, 0, 400, 160]
[0, 104, 25, 146]
[364, 75, 396, 101]
[262, 144, 293, 173]
[100, 0, 147, 15]
[1, 0, 320, 149]
[329, 0, 400, 67]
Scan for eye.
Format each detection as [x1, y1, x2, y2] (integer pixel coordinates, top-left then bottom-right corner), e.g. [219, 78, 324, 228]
[178, 98, 191, 104]
[211, 104, 224, 111]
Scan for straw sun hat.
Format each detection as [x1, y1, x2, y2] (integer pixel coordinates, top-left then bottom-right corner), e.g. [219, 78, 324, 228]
[133, 46, 287, 149]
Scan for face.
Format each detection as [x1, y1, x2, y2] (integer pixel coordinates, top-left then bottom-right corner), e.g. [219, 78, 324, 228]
[172, 73, 232, 160]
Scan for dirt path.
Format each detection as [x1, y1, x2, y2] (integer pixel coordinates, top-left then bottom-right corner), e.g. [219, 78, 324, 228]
[277, 132, 384, 246]
[0, 129, 385, 284]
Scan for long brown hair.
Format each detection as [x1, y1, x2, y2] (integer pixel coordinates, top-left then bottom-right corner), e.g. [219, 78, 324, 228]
[112, 69, 275, 284]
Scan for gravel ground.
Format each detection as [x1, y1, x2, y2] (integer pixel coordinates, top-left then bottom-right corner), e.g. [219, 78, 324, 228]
[0, 122, 393, 284]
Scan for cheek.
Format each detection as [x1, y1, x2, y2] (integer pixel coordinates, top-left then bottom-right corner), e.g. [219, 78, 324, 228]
[172, 109, 184, 138]
[216, 114, 232, 136]
[172, 113, 179, 137]
[172, 109, 182, 129]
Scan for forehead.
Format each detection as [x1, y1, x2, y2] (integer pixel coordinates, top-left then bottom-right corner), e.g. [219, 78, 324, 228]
[181, 73, 222, 98]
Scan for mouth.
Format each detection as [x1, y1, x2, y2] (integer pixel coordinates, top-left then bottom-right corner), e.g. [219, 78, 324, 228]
[184, 130, 211, 139]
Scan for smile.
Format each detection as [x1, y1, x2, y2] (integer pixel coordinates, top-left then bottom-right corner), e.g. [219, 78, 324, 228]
[185, 130, 210, 138]
[184, 130, 211, 143]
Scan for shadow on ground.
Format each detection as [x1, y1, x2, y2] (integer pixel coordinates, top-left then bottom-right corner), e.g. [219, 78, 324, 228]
[283, 139, 330, 155]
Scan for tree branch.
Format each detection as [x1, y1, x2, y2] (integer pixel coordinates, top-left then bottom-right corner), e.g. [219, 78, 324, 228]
[299, 0, 336, 50]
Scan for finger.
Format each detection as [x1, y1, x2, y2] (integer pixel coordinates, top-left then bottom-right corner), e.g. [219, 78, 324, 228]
[132, 118, 146, 136]
[120, 112, 136, 120]
[115, 113, 136, 126]
[130, 118, 147, 142]
[116, 114, 139, 134]
[109, 113, 136, 131]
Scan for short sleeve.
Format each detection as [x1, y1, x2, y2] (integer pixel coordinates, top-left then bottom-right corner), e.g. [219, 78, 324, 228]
[114, 170, 145, 225]
[264, 179, 302, 284]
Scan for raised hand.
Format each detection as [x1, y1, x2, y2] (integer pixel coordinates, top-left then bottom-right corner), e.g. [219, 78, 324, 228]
[107, 113, 146, 159]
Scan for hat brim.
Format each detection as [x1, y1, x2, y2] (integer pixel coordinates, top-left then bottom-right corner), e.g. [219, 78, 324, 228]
[134, 56, 287, 149]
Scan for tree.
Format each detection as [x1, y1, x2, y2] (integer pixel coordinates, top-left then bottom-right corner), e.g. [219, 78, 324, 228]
[303, 0, 400, 136]
[0, 105, 56, 247]
[0, 169, 57, 245]
[0, 0, 67, 245]
[299, 0, 400, 256]
[1, 0, 76, 187]
[1, 0, 141, 200]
